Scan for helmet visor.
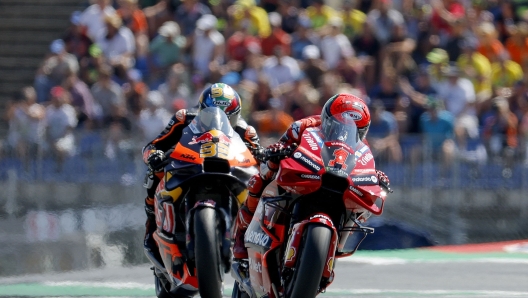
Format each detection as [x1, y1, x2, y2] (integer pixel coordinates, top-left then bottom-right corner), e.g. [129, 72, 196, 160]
[321, 113, 360, 148]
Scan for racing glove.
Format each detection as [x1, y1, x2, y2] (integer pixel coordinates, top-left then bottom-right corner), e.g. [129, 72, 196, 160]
[265, 142, 297, 164]
[147, 150, 166, 172]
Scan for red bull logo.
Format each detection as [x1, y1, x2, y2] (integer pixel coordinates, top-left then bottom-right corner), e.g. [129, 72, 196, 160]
[188, 130, 231, 145]
[189, 132, 214, 145]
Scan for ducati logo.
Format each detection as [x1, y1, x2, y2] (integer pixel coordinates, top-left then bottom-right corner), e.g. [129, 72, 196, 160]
[328, 148, 349, 170]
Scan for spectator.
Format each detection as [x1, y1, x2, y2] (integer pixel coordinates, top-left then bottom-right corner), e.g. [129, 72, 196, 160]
[491, 51, 524, 90]
[320, 17, 354, 70]
[44, 86, 78, 171]
[241, 52, 264, 83]
[6, 87, 45, 162]
[261, 12, 291, 56]
[250, 75, 273, 113]
[157, 64, 192, 111]
[504, 22, 528, 66]
[250, 97, 294, 137]
[192, 14, 225, 76]
[416, 99, 455, 165]
[103, 105, 133, 160]
[228, 0, 271, 38]
[430, 0, 465, 39]
[226, 21, 262, 63]
[340, 0, 367, 40]
[425, 48, 449, 87]
[149, 21, 186, 69]
[476, 22, 506, 63]
[276, 0, 300, 34]
[366, 0, 405, 45]
[456, 37, 492, 98]
[398, 67, 437, 133]
[79, 0, 116, 41]
[482, 97, 518, 167]
[305, 0, 337, 30]
[138, 90, 171, 143]
[63, 11, 93, 60]
[368, 71, 401, 113]
[117, 0, 148, 36]
[123, 69, 148, 120]
[96, 14, 136, 71]
[290, 17, 319, 60]
[175, 0, 211, 37]
[262, 45, 301, 89]
[436, 64, 476, 120]
[367, 100, 402, 163]
[353, 21, 381, 58]
[302, 45, 326, 89]
[90, 64, 125, 119]
[34, 39, 80, 103]
[144, 0, 176, 39]
[61, 70, 96, 125]
[445, 18, 469, 62]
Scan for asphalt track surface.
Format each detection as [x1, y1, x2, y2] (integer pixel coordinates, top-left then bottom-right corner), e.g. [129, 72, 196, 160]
[1, 248, 528, 298]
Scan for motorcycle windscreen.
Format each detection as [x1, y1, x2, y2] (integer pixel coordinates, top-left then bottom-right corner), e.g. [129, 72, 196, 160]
[319, 113, 359, 176]
[192, 106, 234, 136]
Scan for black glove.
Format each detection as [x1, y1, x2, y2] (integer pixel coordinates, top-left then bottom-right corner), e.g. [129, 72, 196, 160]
[265, 143, 297, 164]
[147, 150, 166, 171]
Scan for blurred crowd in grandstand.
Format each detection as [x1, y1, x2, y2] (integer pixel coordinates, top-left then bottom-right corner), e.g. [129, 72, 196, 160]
[3, 0, 528, 176]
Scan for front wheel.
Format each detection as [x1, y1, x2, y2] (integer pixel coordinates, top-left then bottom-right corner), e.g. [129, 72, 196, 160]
[285, 225, 332, 298]
[231, 281, 251, 298]
[194, 208, 223, 298]
[154, 275, 172, 298]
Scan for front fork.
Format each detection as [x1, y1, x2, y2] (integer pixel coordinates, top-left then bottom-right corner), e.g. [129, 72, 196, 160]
[186, 199, 233, 272]
[282, 213, 339, 292]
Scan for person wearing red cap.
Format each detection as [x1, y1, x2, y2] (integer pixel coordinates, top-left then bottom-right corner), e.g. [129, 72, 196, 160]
[231, 93, 392, 260]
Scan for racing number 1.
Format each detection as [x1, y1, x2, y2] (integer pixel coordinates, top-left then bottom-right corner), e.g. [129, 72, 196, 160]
[200, 142, 229, 158]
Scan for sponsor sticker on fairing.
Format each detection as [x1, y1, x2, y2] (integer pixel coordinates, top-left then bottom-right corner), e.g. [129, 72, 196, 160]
[300, 174, 320, 179]
[293, 152, 321, 172]
[245, 230, 270, 246]
[303, 134, 319, 151]
[358, 152, 373, 165]
[351, 175, 378, 185]
[349, 186, 363, 197]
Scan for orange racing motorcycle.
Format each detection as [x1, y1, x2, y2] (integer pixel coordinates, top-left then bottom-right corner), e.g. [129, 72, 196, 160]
[145, 107, 258, 298]
[231, 117, 391, 298]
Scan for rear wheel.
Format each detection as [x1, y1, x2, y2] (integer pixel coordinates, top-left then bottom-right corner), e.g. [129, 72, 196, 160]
[194, 208, 223, 298]
[286, 225, 332, 298]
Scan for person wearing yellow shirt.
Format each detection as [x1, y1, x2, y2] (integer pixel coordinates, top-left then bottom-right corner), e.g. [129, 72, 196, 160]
[456, 37, 492, 97]
[228, 0, 271, 38]
[426, 48, 449, 86]
[340, 0, 366, 39]
[305, 0, 337, 30]
[491, 52, 524, 89]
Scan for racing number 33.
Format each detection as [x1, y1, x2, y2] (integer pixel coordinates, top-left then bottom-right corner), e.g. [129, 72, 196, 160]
[200, 141, 229, 158]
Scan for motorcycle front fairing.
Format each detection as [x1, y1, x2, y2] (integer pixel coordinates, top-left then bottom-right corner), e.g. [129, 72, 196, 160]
[242, 117, 387, 297]
[150, 107, 257, 295]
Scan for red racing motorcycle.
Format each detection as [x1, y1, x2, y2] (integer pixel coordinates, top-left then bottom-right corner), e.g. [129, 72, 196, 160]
[231, 116, 391, 298]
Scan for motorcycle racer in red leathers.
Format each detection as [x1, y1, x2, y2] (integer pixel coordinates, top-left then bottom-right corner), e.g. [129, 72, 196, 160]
[232, 93, 391, 260]
[141, 83, 262, 255]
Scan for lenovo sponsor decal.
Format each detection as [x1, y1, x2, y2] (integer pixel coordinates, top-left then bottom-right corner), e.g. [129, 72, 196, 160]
[245, 230, 270, 246]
